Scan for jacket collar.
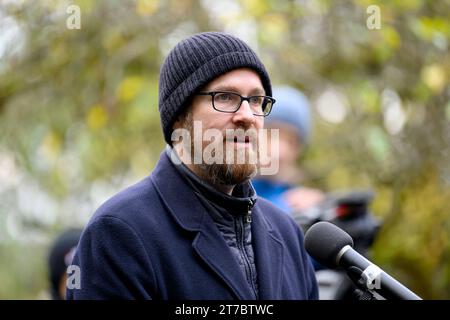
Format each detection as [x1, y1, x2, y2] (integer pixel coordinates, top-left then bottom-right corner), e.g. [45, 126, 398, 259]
[150, 149, 284, 299]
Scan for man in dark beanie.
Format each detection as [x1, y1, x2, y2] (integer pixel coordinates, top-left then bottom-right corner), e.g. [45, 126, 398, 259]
[67, 32, 318, 300]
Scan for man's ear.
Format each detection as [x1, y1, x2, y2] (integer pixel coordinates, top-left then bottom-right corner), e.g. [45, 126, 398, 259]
[172, 109, 187, 130]
[173, 117, 182, 130]
[173, 105, 192, 131]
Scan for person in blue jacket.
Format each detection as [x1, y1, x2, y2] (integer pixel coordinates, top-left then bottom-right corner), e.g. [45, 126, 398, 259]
[253, 86, 324, 215]
[67, 32, 318, 300]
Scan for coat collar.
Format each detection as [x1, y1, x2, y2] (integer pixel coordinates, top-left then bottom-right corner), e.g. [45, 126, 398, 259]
[150, 149, 284, 299]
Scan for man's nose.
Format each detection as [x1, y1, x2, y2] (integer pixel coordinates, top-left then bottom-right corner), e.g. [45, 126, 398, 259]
[232, 100, 255, 125]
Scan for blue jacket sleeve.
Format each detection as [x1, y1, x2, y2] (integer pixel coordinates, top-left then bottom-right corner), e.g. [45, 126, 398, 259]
[305, 256, 319, 299]
[66, 216, 156, 299]
[301, 234, 319, 300]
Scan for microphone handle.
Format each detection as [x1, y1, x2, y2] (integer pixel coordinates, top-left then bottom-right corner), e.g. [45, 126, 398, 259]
[338, 246, 422, 300]
[378, 271, 421, 300]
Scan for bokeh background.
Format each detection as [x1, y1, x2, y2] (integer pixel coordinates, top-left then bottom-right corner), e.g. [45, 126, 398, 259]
[0, 0, 449, 299]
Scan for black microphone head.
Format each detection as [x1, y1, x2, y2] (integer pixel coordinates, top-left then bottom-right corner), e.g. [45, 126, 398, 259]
[304, 221, 354, 268]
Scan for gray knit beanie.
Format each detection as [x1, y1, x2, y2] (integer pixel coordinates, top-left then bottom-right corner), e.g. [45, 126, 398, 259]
[158, 31, 272, 144]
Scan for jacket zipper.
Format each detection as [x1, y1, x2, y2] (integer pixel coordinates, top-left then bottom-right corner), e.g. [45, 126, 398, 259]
[246, 199, 253, 223]
[235, 200, 258, 299]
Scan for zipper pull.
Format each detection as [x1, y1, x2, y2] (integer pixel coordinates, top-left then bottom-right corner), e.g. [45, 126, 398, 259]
[246, 199, 253, 223]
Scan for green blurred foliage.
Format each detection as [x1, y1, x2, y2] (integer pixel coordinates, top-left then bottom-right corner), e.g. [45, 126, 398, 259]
[0, 0, 449, 299]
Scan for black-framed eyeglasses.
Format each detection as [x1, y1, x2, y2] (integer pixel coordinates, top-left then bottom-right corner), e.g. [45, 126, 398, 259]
[196, 91, 275, 116]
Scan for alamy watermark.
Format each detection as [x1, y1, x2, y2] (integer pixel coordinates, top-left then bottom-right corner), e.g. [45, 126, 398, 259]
[366, 5, 381, 30]
[170, 121, 280, 176]
[66, 265, 81, 290]
[362, 264, 382, 290]
[66, 5, 81, 30]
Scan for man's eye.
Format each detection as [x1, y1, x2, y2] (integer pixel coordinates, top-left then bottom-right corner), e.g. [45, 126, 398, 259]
[216, 93, 232, 101]
[249, 96, 263, 104]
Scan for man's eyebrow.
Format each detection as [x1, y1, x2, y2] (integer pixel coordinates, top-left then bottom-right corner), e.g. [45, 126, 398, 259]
[208, 85, 266, 95]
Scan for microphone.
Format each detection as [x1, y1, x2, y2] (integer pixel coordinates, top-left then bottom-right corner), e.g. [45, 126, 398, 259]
[304, 221, 422, 300]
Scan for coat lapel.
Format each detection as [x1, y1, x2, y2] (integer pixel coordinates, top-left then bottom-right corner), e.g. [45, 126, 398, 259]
[251, 205, 284, 299]
[150, 151, 255, 299]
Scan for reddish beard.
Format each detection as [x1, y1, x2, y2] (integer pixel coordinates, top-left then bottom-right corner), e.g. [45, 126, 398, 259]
[182, 114, 259, 186]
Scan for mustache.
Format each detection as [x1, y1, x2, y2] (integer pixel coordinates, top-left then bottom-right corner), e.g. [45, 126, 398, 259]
[222, 127, 259, 143]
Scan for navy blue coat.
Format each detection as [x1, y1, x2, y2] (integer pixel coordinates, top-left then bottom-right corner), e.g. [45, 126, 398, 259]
[67, 151, 318, 300]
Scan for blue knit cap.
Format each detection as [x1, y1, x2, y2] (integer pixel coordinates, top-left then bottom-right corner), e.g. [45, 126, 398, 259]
[267, 86, 311, 144]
